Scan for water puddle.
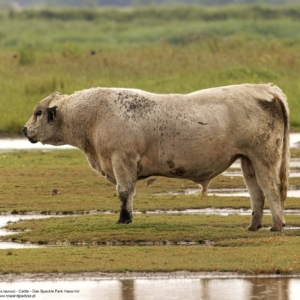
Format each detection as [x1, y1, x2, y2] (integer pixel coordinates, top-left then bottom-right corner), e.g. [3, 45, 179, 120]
[147, 207, 300, 217]
[226, 158, 300, 175]
[209, 189, 300, 198]
[0, 215, 64, 249]
[0, 277, 300, 300]
[224, 166, 300, 178]
[157, 188, 300, 198]
[290, 133, 300, 148]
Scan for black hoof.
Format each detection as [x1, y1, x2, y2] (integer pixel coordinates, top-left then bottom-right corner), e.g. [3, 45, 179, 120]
[117, 218, 132, 224]
[117, 209, 132, 224]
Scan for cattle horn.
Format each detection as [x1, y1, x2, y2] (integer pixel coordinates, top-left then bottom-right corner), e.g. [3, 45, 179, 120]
[47, 106, 57, 123]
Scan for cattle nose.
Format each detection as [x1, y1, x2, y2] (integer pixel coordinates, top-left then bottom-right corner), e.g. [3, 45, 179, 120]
[23, 127, 28, 137]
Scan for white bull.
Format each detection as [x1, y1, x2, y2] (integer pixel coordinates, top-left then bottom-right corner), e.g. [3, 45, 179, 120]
[23, 83, 289, 231]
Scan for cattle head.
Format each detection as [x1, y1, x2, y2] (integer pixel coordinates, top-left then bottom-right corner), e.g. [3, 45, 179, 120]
[23, 92, 65, 145]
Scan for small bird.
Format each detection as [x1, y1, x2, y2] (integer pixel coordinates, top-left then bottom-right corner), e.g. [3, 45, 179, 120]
[146, 178, 157, 187]
[52, 188, 59, 196]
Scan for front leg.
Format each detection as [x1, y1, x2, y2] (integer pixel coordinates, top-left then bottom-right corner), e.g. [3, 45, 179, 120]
[117, 183, 136, 224]
[112, 154, 138, 224]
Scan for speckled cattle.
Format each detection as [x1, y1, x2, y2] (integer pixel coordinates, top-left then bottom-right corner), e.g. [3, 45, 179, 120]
[23, 83, 290, 231]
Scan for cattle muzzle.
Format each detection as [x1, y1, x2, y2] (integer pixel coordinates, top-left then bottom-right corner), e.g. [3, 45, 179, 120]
[23, 127, 37, 144]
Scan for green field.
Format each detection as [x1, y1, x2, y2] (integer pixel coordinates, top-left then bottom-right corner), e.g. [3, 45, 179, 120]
[1, 5, 300, 135]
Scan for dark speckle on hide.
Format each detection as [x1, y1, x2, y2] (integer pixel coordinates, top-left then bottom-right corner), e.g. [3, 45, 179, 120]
[117, 92, 157, 121]
[276, 138, 281, 147]
[167, 160, 175, 169]
[170, 167, 186, 177]
[268, 120, 275, 131]
[198, 121, 208, 125]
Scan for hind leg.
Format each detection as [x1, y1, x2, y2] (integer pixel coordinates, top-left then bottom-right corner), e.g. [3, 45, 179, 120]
[258, 177, 284, 231]
[242, 156, 285, 231]
[241, 157, 265, 231]
[246, 159, 285, 232]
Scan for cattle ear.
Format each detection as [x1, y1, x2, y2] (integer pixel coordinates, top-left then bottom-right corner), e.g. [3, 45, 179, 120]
[47, 106, 57, 123]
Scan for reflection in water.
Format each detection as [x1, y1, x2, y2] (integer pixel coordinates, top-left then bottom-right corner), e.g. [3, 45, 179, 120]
[122, 280, 135, 300]
[250, 278, 289, 300]
[110, 278, 297, 300]
[0, 277, 299, 300]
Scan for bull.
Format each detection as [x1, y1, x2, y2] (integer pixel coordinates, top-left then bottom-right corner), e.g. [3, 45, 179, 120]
[23, 83, 289, 231]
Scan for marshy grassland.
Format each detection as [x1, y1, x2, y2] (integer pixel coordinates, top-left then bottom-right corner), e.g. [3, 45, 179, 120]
[1, 5, 300, 275]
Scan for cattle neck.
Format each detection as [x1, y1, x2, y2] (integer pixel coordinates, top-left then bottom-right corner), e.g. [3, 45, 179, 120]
[59, 109, 96, 152]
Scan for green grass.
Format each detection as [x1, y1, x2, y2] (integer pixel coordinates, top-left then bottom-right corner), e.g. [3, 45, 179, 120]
[1, 236, 300, 274]
[1, 40, 300, 135]
[1, 215, 300, 275]
[1, 6, 300, 135]
[4, 214, 300, 245]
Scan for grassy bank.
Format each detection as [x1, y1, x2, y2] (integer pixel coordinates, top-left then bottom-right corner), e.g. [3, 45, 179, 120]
[5, 214, 300, 245]
[1, 5, 300, 135]
[1, 236, 300, 275]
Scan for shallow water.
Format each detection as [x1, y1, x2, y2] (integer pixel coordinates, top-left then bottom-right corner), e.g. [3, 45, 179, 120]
[224, 162, 300, 178]
[0, 215, 62, 249]
[290, 133, 300, 148]
[158, 187, 300, 198]
[209, 189, 300, 198]
[147, 208, 300, 216]
[0, 277, 299, 300]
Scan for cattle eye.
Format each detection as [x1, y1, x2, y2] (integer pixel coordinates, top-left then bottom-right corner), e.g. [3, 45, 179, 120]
[35, 110, 42, 117]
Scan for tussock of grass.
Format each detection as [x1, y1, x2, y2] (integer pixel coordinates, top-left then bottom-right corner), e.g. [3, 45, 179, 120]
[4, 214, 300, 246]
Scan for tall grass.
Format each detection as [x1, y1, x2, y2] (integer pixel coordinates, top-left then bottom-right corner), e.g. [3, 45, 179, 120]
[0, 6, 300, 135]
